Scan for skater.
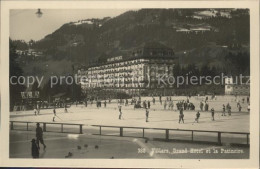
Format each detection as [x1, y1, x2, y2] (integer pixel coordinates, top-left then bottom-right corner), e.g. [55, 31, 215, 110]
[37, 104, 40, 115]
[179, 108, 184, 123]
[195, 111, 200, 123]
[205, 103, 209, 111]
[222, 104, 226, 116]
[200, 102, 204, 111]
[237, 100, 240, 108]
[247, 96, 250, 104]
[211, 108, 215, 121]
[183, 101, 187, 110]
[143, 101, 147, 109]
[247, 104, 250, 112]
[104, 100, 107, 108]
[238, 104, 242, 112]
[145, 108, 149, 122]
[34, 107, 37, 116]
[228, 105, 232, 116]
[53, 108, 56, 121]
[164, 100, 167, 110]
[152, 97, 155, 104]
[118, 105, 122, 120]
[147, 100, 150, 109]
[31, 139, 39, 159]
[36, 123, 46, 150]
[170, 100, 174, 110]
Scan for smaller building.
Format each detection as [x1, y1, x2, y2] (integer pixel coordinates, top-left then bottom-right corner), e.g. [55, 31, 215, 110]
[225, 77, 250, 95]
[225, 77, 233, 94]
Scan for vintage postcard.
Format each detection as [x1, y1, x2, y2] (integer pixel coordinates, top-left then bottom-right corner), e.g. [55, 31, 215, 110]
[0, 0, 259, 168]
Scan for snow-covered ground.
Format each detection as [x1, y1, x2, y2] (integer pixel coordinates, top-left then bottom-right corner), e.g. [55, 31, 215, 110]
[71, 20, 93, 25]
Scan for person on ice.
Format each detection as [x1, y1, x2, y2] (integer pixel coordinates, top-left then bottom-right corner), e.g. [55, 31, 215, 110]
[237, 100, 240, 108]
[211, 108, 215, 121]
[53, 108, 56, 116]
[36, 123, 46, 150]
[31, 138, 39, 159]
[170, 100, 174, 110]
[118, 105, 122, 120]
[164, 100, 167, 110]
[34, 106, 37, 116]
[238, 104, 242, 112]
[222, 104, 226, 116]
[195, 111, 200, 123]
[104, 100, 107, 108]
[228, 104, 232, 116]
[200, 101, 204, 111]
[53, 108, 56, 122]
[204, 102, 209, 111]
[37, 104, 40, 115]
[145, 108, 149, 122]
[179, 108, 184, 123]
[143, 100, 147, 109]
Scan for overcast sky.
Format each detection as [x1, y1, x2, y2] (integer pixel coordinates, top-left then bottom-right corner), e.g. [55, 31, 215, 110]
[10, 9, 133, 42]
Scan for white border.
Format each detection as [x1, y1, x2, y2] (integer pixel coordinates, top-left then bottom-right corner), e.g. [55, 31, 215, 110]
[1, 1, 259, 168]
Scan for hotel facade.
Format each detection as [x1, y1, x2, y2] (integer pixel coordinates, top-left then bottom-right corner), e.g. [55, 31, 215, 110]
[77, 42, 177, 96]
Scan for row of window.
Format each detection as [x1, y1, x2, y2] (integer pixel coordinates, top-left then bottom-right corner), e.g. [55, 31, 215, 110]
[79, 65, 174, 77]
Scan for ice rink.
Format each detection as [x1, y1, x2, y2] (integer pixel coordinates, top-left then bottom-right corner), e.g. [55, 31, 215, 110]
[10, 96, 250, 132]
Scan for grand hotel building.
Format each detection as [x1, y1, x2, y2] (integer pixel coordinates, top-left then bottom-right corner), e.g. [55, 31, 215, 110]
[77, 42, 177, 96]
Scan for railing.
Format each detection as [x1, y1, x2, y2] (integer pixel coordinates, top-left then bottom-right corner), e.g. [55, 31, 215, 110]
[10, 121, 84, 134]
[91, 125, 250, 145]
[9, 121, 250, 145]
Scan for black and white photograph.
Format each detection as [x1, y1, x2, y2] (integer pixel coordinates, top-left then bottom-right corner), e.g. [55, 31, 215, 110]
[0, 0, 259, 168]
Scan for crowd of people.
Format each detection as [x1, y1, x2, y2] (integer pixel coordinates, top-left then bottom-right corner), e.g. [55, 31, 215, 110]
[115, 95, 250, 124]
[38, 94, 250, 124]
